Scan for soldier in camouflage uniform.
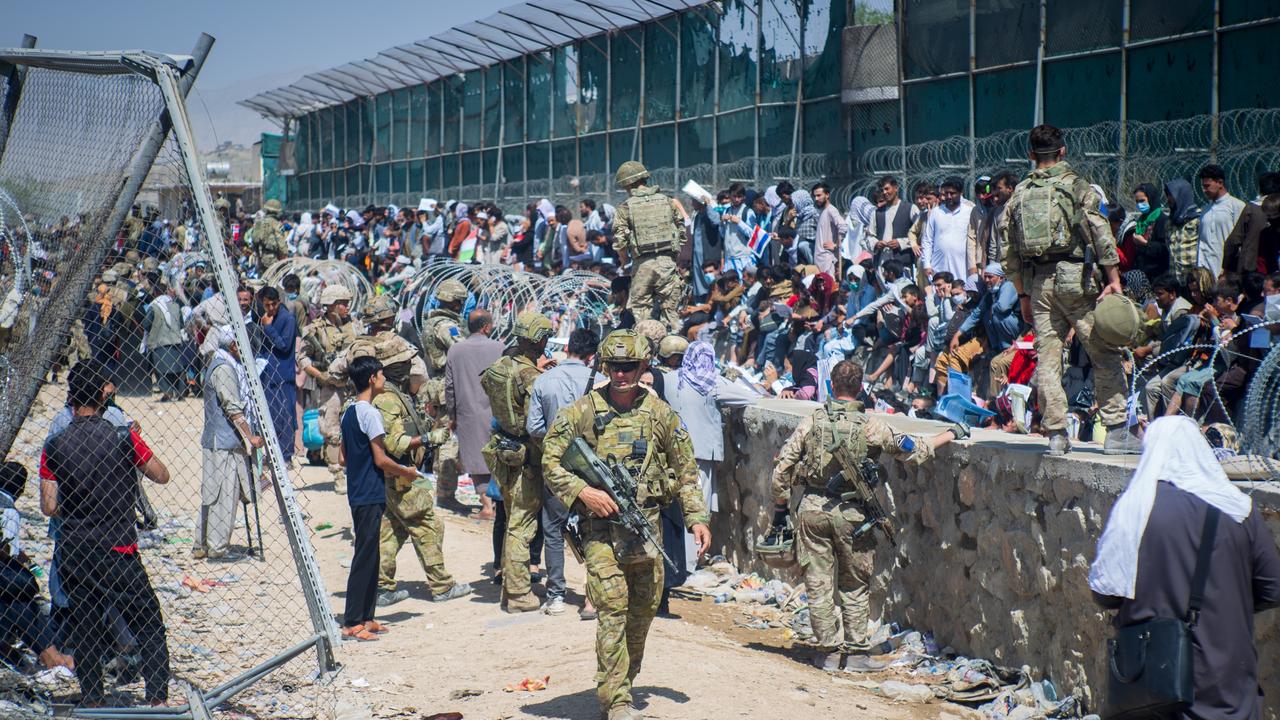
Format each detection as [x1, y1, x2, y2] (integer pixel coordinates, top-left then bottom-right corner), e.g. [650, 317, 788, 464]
[300, 285, 361, 492]
[480, 311, 553, 613]
[123, 204, 145, 251]
[368, 343, 473, 606]
[612, 161, 688, 334]
[421, 375, 463, 510]
[421, 278, 467, 376]
[770, 360, 962, 672]
[542, 330, 711, 720]
[997, 124, 1137, 456]
[254, 199, 288, 273]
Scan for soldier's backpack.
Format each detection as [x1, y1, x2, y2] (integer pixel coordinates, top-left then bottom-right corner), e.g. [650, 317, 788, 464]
[480, 356, 530, 438]
[799, 402, 869, 495]
[626, 188, 681, 257]
[1013, 174, 1084, 261]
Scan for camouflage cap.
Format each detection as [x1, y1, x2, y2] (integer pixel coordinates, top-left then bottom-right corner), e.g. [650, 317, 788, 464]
[615, 160, 649, 188]
[263, 198, 283, 214]
[1093, 294, 1142, 348]
[362, 293, 398, 322]
[101, 269, 118, 283]
[436, 278, 468, 303]
[111, 262, 133, 279]
[124, 249, 141, 263]
[319, 285, 353, 306]
[141, 256, 159, 272]
[657, 335, 689, 360]
[512, 311, 554, 342]
[634, 319, 666, 346]
[599, 329, 652, 363]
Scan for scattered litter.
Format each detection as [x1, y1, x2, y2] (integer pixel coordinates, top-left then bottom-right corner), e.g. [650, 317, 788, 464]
[314, 522, 333, 531]
[350, 677, 370, 688]
[449, 688, 483, 700]
[424, 713, 464, 720]
[878, 680, 935, 703]
[502, 676, 550, 692]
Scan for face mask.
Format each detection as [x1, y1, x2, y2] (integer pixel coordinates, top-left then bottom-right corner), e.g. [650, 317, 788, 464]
[1136, 201, 1151, 213]
[704, 273, 716, 285]
[287, 292, 298, 301]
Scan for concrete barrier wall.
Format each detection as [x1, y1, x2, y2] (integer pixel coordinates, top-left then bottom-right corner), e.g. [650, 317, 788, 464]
[710, 398, 1280, 715]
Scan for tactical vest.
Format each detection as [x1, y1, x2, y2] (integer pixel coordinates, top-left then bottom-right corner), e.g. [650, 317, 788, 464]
[256, 216, 286, 254]
[422, 309, 461, 372]
[304, 319, 357, 371]
[569, 389, 676, 507]
[625, 188, 681, 258]
[799, 400, 869, 492]
[480, 355, 537, 438]
[382, 383, 429, 466]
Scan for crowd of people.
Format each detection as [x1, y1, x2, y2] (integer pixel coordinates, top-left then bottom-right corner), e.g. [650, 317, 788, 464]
[3, 118, 1280, 716]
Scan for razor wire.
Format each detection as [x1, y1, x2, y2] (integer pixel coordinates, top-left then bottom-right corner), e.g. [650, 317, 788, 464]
[0, 45, 337, 718]
[259, 257, 373, 316]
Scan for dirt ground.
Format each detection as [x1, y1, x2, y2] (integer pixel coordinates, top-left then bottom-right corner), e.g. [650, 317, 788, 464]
[293, 462, 978, 720]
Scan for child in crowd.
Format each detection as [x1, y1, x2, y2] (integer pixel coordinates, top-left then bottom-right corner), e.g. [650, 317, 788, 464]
[339, 357, 418, 642]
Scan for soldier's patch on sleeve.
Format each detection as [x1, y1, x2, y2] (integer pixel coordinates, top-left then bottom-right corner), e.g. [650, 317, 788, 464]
[449, 327, 459, 338]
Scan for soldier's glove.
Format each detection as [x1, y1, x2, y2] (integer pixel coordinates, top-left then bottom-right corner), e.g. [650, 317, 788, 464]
[948, 422, 971, 441]
[770, 507, 790, 530]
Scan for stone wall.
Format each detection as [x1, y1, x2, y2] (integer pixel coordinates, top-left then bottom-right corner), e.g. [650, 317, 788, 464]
[712, 398, 1280, 716]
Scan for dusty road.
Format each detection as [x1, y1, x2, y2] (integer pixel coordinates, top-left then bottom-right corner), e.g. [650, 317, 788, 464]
[293, 463, 967, 720]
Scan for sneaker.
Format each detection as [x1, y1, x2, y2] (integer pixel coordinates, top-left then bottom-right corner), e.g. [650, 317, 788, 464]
[376, 589, 409, 607]
[1047, 432, 1071, 456]
[812, 650, 841, 672]
[432, 582, 473, 603]
[843, 654, 887, 672]
[505, 592, 541, 613]
[542, 596, 566, 615]
[1103, 425, 1142, 455]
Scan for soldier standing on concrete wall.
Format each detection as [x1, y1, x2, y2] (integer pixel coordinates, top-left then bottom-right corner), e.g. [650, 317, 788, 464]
[611, 161, 688, 333]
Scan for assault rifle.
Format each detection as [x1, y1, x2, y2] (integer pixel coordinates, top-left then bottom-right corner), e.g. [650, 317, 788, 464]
[562, 436, 677, 571]
[826, 458, 897, 547]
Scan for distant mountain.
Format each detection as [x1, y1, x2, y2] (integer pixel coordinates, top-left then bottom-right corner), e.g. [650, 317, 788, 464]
[188, 66, 322, 150]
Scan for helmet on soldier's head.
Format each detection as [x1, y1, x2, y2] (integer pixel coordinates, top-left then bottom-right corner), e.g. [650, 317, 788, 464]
[1093, 294, 1142, 349]
[374, 334, 418, 366]
[214, 197, 230, 211]
[263, 199, 283, 214]
[633, 319, 666, 347]
[124, 250, 141, 264]
[101, 269, 118, 283]
[598, 330, 652, 364]
[320, 285, 353, 306]
[657, 335, 689, 361]
[512, 311, 554, 343]
[362, 293, 398, 323]
[436, 279, 468, 303]
[615, 160, 650, 189]
[142, 256, 159, 272]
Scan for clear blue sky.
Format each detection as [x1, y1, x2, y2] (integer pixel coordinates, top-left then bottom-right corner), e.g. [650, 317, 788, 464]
[8, 0, 512, 146]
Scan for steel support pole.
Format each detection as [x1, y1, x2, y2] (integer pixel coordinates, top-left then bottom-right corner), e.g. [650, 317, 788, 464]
[147, 56, 341, 673]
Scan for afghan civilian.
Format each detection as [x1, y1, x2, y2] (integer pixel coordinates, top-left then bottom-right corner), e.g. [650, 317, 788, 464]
[921, 177, 974, 281]
[1197, 164, 1245, 278]
[445, 310, 505, 520]
[813, 183, 843, 277]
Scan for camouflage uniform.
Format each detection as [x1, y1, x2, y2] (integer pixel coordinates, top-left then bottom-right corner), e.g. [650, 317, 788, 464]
[612, 163, 687, 333]
[301, 309, 360, 492]
[254, 200, 288, 272]
[123, 209, 145, 251]
[373, 355, 457, 597]
[999, 161, 1125, 435]
[421, 308, 463, 375]
[542, 332, 708, 715]
[770, 399, 933, 654]
[480, 313, 551, 605]
[421, 376, 460, 502]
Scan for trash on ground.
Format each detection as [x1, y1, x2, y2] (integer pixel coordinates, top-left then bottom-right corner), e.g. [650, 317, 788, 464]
[502, 676, 550, 692]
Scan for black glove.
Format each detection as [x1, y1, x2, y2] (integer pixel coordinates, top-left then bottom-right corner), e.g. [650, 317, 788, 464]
[771, 506, 789, 530]
[949, 422, 971, 441]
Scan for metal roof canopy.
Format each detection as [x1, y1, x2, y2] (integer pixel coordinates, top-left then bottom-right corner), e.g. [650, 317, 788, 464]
[238, 0, 710, 119]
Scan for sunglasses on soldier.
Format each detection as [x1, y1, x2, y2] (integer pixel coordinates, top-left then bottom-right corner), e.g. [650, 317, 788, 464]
[606, 361, 640, 373]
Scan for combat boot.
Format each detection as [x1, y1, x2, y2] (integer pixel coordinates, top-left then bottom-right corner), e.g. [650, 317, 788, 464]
[1046, 432, 1070, 456]
[605, 704, 644, 720]
[812, 650, 842, 671]
[1103, 425, 1142, 455]
[844, 653, 887, 672]
[505, 592, 541, 613]
[332, 471, 347, 495]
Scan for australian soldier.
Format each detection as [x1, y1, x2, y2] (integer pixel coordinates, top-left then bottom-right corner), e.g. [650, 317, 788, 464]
[255, 199, 288, 272]
[542, 330, 711, 720]
[769, 360, 963, 672]
[367, 341, 472, 606]
[612, 161, 687, 333]
[480, 311, 554, 613]
[301, 286, 360, 492]
[421, 278, 467, 375]
[999, 124, 1139, 456]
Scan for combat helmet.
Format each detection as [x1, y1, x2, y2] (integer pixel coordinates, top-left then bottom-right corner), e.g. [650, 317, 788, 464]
[615, 160, 650, 189]
[263, 199, 283, 215]
[512, 311, 554, 343]
[598, 329, 652, 364]
[1093, 294, 1142, 349]
[319, 285, 353, 306]
[657, 335, 689, 361]
[362, 293, 398, 323]
[754, 521, 796, 570]
[435, 278, 468, 303]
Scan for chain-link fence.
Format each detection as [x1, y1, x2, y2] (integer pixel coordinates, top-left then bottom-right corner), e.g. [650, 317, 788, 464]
[0, 40, 337, 718]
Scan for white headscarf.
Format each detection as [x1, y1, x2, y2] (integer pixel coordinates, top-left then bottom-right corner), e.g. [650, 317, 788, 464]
[537, 198, 555, 222]
[1088, 416, 1251, 599]
[848, 196, 875, 228]
[763, 185, 781, 210]
[212, 325, 259, 430]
